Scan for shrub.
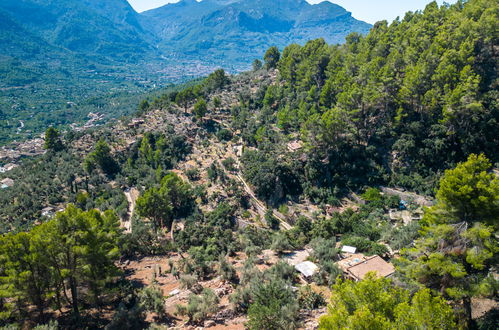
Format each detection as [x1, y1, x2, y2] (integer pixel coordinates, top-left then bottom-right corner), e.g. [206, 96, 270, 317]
[270, 232, 292, 254]
[278, 204, 289, 215]
[216, 256, 238, 283]
[179, 274, 202, 293]
[185, 168, 200, 181]
[138, 285, 166, 320]
[216, 128, 233, 141]
[247, 279, 300, 330]
[33, 321, 59, 330]
[176, 288, 219, 324]
[341, 236, 388, 256]
[221, 157, 236, 171]
[265, 209, 280, 230]
[297, 285, 326, 311]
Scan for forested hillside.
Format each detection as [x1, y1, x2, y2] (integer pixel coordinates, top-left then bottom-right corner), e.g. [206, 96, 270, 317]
[0, 0, 497, 329]
[143, 0, 371, 65]
[262, 0, 498, 196]
[0, 0, 371, 146]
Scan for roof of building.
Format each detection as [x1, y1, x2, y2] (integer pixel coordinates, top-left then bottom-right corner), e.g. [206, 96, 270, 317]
[4, 163, 19, 171]
[287, 140, 303, 152]
[1, 178, 14, 187]
[346, 255, 395, 281]
[295, 261, 319, 278]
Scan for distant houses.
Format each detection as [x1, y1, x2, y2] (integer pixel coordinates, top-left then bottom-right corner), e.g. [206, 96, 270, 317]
[1, 178, 14, 189]
[0, 163, 19, 173]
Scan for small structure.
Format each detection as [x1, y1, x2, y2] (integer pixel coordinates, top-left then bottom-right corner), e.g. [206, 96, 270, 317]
[341, 245, 357, 254]
[4, 163, 18, 171]
[1, 178, 14, 189]
[128, 118, 145, 128]
[287, 140, 303, 152]
[233, 145, 243, 157]
[0, 163, 18, 173]
[295, 261, 319, 279]
[344, 255, 395, 281]
[41, 207, 55, 218]
[169, 289, 180, 296]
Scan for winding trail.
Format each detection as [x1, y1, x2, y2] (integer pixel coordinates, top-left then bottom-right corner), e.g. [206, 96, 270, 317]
[17, 120, 24, 134]
[123, 187, 139, 233]
[234, 172, 292, 230]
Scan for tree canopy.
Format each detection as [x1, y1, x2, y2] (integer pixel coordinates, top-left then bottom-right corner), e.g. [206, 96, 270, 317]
[0, 205, 121, 320]
[44, 127, 64, 152]
[136, 172, 194, 231]
[319, 273, 456, 329]
[397, 154, 498, 326]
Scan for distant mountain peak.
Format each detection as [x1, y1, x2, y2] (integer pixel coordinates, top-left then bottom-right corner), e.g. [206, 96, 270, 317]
[141, 0, 370, 66]
[0, 0, 371, 71]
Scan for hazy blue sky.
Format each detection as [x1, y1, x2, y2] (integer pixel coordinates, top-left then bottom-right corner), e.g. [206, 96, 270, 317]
[127, 0, 454, 24]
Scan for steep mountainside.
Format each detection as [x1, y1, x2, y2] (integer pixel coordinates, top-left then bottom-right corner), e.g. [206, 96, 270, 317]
[0, 0, 155, 60]
[0, 1, 497, 329]
[0, 0, 165, 144]
[0, 0, 371, 145]
[143, 0, 371, 65]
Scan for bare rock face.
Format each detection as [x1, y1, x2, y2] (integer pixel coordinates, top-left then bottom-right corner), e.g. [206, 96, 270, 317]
[213, 308, 238, 322]
[204, 319, 216, 327]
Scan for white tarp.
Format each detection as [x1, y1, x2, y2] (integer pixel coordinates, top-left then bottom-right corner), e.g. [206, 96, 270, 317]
[295, 261, 319, 277]
[342, 245, 357, 254]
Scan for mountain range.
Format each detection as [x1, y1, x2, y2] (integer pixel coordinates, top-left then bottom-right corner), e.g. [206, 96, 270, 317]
[1, 0, 370, 66]
[0, 0, 371, 144]
[142, 0, 370, 65]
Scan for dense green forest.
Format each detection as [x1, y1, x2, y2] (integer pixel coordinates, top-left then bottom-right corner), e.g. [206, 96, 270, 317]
[0, 0, 497, 329]
[145, 0, 497, 201]
[251, 0, 497, 198]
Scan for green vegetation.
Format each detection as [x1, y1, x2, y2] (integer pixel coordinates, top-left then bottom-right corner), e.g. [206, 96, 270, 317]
[397, 154, 498, 327]
[319, 273, 456, 329]
[136, 172, 194, 231]
[175, 288, 219, 324]
[0, 0, 497, 329]
[138, 285, 166, 320]
[84, 139, 120, 177]
[0, 205, 121, 320]
[237, 0, 498, 202]
[264, 46, 281, 69]
[194, 98, 208, 121]
[43, 127, 64, 152]
[247, 279, 299, 330]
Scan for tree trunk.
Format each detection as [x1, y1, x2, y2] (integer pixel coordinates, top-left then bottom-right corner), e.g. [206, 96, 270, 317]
[55, 289, 63, 313]
[70, 276, 79, 317]
[463, 296, 472, 329]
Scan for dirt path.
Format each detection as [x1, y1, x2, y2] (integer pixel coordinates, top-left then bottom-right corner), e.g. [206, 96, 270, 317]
[232, 167, 292, 230]
[123, 187, 139, 233]
[204, 134, 292, 231]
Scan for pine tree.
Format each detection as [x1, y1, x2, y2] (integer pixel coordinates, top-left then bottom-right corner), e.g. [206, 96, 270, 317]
[319, 273, 456, 329]
[397, 154, 498, 326]
[44, 127, 63, 152]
